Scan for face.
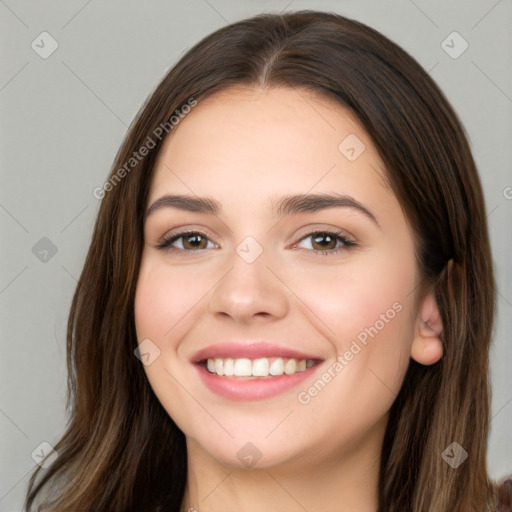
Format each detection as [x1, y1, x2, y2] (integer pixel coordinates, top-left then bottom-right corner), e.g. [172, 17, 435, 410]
[134, 86, 436, 472]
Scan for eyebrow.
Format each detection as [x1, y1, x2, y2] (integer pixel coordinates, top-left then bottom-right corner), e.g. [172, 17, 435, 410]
[145, 192, 380, 228]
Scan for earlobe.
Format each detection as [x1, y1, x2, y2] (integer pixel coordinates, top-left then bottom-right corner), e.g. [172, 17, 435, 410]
[411, 291, 444, 366]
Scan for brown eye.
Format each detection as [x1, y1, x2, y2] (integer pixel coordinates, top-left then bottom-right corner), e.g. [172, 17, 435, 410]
[156, 231, 217, 252]
[310, 232, 338, 251]
[182, 233, 208, 250]
[295, 230, 357, 256]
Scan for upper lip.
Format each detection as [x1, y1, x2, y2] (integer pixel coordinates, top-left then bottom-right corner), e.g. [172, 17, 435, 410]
[191, 342, 323, 363]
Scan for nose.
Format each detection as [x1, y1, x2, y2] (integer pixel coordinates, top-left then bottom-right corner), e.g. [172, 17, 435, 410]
[207, 246, 289, 324]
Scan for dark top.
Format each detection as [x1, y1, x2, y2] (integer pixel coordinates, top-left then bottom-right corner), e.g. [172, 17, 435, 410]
[490, 478, 512, 511]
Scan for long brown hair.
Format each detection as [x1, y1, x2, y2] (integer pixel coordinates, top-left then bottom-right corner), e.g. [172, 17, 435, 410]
[25, 10, 507, 511]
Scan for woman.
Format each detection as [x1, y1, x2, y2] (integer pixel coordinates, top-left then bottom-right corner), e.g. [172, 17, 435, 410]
[25, 10, 511, 512]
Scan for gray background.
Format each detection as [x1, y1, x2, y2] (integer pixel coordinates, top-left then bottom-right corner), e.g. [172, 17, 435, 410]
[1, 0, 511, 510]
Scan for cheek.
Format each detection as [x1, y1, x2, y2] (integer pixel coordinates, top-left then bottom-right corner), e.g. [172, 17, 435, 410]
[289, 251, 416, 350]
[134, 258, 209, 343]
[133, 257, 208, 431]
[285, 274, 414, 452]
[284, 249, 416, 414]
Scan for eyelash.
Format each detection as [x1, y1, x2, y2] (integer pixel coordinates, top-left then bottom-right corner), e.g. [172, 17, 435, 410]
[156, 230, 357, 256]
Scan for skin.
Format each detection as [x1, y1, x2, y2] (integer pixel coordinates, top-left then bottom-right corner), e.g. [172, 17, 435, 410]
[134, 86, 444, 512]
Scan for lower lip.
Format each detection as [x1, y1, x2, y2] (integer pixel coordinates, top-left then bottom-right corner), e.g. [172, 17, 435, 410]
[195, 363, 321, 401]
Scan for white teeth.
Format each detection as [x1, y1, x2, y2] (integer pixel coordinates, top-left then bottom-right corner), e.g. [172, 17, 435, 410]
[233, 358, 252, 376]
[205, 357, 314, 377]
[284, 359, 297, 375]
[224, 358, 234, 376]
[214, 358, 224, 376]
[252, 358, 269, 377]
[269, 358, 284, 376]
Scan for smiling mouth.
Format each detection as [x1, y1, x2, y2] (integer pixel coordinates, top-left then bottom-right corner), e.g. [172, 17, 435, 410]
[200, 357, 318, 378]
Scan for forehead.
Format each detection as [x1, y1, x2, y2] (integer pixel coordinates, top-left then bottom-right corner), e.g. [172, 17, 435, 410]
[148, 86, 391, 205]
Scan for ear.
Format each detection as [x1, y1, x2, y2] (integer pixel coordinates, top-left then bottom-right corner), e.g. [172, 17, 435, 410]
[411, 290, 444, 365]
